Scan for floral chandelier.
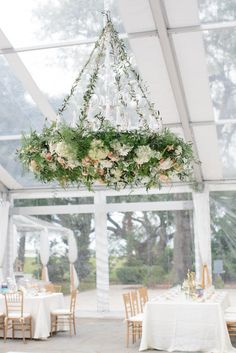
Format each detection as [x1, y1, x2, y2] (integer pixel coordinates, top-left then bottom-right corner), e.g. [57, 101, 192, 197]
[18, 15, 196, 191]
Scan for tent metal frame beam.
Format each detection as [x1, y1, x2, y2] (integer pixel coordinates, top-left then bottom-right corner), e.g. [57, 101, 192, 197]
[9, 184, 192, 200]
[0, 28, 57, 122]
[149, 0, 203, 182]
[0, 20, 235, 55]
[0, 121, 218, 142]
[11, 200, 193, 216]
[9, 180, 236, 200]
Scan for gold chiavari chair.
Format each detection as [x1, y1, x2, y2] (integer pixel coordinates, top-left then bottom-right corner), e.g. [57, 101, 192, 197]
[4, 291, 32, 343]
[123, 292, 143, 347]
[44, 283, 62, 293]
[53, 285, 62, 293]
[138, 287, 149, 313]
[130, 290, 143, 339]
[51, 289, 77, 336]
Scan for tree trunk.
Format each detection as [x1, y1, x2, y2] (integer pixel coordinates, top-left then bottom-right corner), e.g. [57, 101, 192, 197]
[173, 209, 192, 284]
[18, 232, 26, 270]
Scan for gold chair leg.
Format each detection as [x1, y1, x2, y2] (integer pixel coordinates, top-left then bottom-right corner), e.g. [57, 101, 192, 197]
[22, 321, 26, 344]
[50, 314, 53, 336]
[4, 317, 8, 342]
[126, 322, 129, 347]
[69, 316, 72, 336]
[73, 315, 76, 335]
[30, 318, 32, 339]
[12, 320, 15, 339]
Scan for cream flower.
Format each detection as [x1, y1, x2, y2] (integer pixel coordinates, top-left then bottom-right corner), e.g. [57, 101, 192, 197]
[29, 160, 39, 172]
[159, 174, 169, 183]
[159, 158, 173, 170]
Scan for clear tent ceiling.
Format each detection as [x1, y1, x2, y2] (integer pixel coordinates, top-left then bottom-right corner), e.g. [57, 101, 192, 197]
[0, 0, 235, 189]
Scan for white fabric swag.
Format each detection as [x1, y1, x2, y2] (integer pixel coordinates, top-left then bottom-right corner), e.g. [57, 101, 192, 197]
[0, 201, 10, 282]
[12, 223, 18, 265]
[193, 192, 212, 287]
[68, 231, 79, 289]
[40, 228, 50, 282]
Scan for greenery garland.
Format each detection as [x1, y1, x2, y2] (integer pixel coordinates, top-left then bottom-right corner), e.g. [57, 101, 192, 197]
[18, 14, 196, 190]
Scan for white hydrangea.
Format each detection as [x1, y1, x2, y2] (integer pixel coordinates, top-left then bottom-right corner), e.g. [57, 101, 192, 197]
[175, 145, 183, 156]
[88, 139, 109, 161]
[111, 168, 122, 181]
[155, 151, 162, 160]
[88, 148, 109, 161]
[111, 141, 132, 156]
[54, 141, 73, 160]
[134, 145, 155, 164]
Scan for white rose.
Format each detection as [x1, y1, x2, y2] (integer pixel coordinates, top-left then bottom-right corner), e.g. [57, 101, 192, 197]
[100, 160, 113, 169]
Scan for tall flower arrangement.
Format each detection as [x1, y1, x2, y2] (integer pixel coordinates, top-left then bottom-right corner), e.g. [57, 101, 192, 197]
[18, 15, 197, 190]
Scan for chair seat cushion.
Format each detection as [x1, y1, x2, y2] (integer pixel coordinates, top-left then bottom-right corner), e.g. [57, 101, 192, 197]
[129, 313, 144, 322]
[225, 313, 236, 323]
[7, 312, 31, 319]
[225, 306, 236, 314]
[51, 308, 72, 315]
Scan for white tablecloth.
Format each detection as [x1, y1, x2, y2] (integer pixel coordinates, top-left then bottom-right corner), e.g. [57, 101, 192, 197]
[0, 293, 65, 339]
[140, 291, 236, 352]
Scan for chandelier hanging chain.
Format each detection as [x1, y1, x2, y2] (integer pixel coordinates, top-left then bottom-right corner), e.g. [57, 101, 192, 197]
[79, 28, 107, 128]
[57, 26, 107, 117]
[107, 18, 162, 127]
[57, 14, 162, 131]
[109, 25, 149, 130]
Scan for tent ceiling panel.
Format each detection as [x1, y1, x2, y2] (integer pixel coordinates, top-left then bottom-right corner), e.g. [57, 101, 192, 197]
[0, 164, 21, 189]
[129, 37, 180, 124]
[198, 0, 236, 24]
[216, 123, 236, 180]
[0, 55, 44, 136]
[193, 125, 222, 180]
[118, 0, 156, 33]
[0, 28, 57, 123]
[172, 31, 215, 122]
[18, 45, 95, 125]
[163, 0, 200, 27]
[0, 140, 50, 188]
[0, 1, 108, 48]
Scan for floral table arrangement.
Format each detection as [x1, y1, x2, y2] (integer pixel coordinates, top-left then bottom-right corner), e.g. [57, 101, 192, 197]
[18, 14, 196, 191]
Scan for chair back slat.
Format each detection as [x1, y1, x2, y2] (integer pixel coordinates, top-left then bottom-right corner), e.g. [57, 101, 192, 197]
[123, 292, 133, 320]
[131, 290, 140, 315]
[5, 291, 24, 317]
[138, 287, 148, 312]
[70, 289, 77, 314]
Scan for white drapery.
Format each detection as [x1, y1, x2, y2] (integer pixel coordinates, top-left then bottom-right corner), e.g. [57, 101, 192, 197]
[40, 228, 50, 282]
[193, 191, 212, 287]
[12, 223, 18, 265]
[68, 231, 79, 290]
[0, 200, 10, 282]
